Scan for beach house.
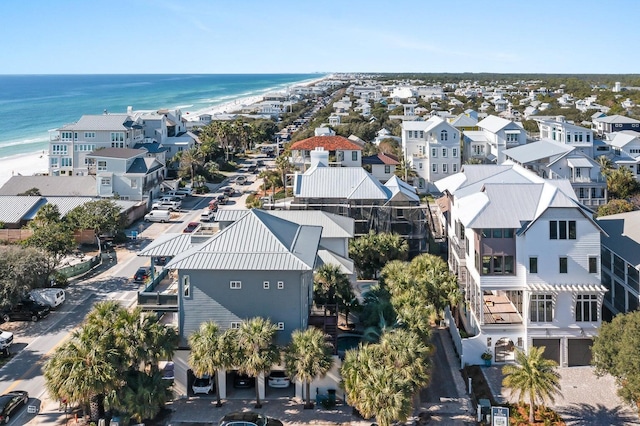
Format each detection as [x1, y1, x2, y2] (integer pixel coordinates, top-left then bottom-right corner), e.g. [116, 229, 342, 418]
[436, 163, 605, 367]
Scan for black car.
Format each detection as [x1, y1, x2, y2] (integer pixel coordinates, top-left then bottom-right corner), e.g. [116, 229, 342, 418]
[1, 302, 49, 322]
[133, 267, 151, 284]
[0, 390, 29, 424]
[218, 411, 282, 426]
[233, 373, 255, 388]
[216, 194, 229, 205]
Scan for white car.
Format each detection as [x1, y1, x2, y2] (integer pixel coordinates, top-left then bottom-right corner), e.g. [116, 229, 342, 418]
[29, 288, 65, 308]
[152, 200, 180, 211]
[192, 374, 213, 395]
[267, 371, 290, 388]
[200, 209, 215, 222]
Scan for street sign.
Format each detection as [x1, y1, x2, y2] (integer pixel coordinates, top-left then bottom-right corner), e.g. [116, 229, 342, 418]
[491, 406, 509, 426]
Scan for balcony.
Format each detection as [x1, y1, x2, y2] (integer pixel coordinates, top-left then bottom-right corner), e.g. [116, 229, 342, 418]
[137, 269, 178, 312]
[450, 236, 466, 262]
[482, 294, 522, 325]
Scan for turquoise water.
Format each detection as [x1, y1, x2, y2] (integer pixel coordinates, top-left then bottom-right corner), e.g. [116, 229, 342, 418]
[0, 74, 325, 158]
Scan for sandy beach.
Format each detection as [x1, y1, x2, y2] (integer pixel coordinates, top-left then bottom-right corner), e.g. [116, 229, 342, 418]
[0, 151, 49, 187]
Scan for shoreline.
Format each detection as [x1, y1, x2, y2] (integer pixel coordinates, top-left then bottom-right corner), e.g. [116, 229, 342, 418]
[0, 75, 331, 188]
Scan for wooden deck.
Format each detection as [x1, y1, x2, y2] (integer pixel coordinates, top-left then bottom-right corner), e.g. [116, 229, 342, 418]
[482, 294, 522, 324]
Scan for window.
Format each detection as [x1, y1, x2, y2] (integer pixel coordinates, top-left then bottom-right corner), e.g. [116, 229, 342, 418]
[492, 228, 503, 238]
[97, 160, 107, 171]
[61, 157, 72, 167]
[84, 132, 96, 138]
[50, 157, 58, 167]
[110, 132, 124, 142]
[276, 322, 285, 330]
[452, 148, 458, 157]
[506, 133, 519, 143]
[230, 281, 241, 289]
[230, 322, 241, 329]
[277, 281, 284, 289]
[589, 257, 598, 274]
[529, 257, 538, 273]
[263, 281, 270, 289]
[131, 179, 137, 188]
[51, 144, 68, 155]
[432, 163, 437, 173]
[61, 131, 74, 141]
[482, 255, 515, 275]
[352, 151, 358, 161]
[442, 163, 448, 173]
[183, 275, 190, 297]
[453, 164, 458, 172]
[559, 257, 568, 273]
[442, 148, 448, 157]
[384, 165, 391, 174]
[431, 148, 437, 158]
[530, 294, 553, 322]
[100, 177, 111, 186]
[419, 131, 424, 138]
[440, 130, 448, 141]
[549, 220, 576, 240]
[576, 294, 598, 322]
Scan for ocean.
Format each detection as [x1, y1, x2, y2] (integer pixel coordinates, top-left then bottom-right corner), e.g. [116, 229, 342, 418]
[0, 73, 325, 159]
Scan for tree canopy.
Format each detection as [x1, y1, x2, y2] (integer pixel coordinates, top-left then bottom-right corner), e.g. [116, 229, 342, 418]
[349, 232, 408, 279]
[592, 310, 640, 409]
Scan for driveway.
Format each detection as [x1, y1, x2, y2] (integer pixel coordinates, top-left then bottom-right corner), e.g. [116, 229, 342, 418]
[484, 365, 640, 425]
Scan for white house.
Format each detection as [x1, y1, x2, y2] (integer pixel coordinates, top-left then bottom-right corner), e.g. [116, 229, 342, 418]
[401, 116, 461, 193]
[86, 147, 165, 202]
[462, 115, 526, 164]
[534, 116, 595, 157]
[606, 130, 640, 181]
[436, 163, 606, 367]
[362, 152, 400, 183]
[289, 135, 362, 170]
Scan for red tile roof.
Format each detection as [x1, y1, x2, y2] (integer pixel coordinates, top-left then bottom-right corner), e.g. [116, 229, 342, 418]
[290, 135, 363, 151]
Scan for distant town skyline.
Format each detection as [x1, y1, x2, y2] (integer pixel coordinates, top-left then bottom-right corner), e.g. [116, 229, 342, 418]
[3, 0, 639, 75]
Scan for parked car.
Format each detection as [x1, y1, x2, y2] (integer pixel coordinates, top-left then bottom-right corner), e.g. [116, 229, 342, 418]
[247, 165, 258, 174]
[220, 186, 235, 196]
[208, 200, 219, 212]
[183, 222, 201, 233]
[233, 373, 255, 388]
[151, 200, 180, 211]
[175, 187, 193, 197]
[165, 191, 186, 199]
[192, 374, 214, 395]
[159, 361, 174, 381]
[267, 371, 290, 388]
[29, 288, 65, 309]
[0, 329, 13, 353]
[200, 209, 215, 222]
[0, 390, 29, 424]
[235, 176, 248, 185]
[133, 267, 152, 284]
[144, 210, 171, 223]
[159, 195, 183, 204]
[1, 302, 49, 322]
[218, 411, 282, 426]
[216, 194, 229, 205]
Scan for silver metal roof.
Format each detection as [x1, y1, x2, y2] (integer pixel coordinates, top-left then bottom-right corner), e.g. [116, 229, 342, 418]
[503, 139, 573, 164]
[0, 176, 98, 197]
[60, 114, 134, 131]
[166, 209, 321, 271]
[294, 166, 389, 200]
[0, 196, 42, 223]
[138, 233, 206, 257]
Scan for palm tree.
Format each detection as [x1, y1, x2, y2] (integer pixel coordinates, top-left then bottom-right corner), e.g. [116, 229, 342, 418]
[284, 327, 334, 408]
[188, 322, 238, 407]
[275, 154, 293, 188]
[109, 370, 171, 424]
[597, 155, 613, 175]
[44, 328, 121, 421]
[179, 147, 205, 181]
[502, 346, 562, 424]
[236, 317, 280, 408]
[341, 343, 413, 426]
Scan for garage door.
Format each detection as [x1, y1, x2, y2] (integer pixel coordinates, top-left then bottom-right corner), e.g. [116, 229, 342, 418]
[568, 338, 593, 367]
[532, 339, 560, 364]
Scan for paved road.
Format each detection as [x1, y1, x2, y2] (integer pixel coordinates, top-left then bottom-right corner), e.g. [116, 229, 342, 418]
[421, 330, 459, 403]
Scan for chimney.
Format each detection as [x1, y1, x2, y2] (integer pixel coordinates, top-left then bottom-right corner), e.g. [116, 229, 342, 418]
[310, 147, 329, 167]
[127, 106, 133, 114]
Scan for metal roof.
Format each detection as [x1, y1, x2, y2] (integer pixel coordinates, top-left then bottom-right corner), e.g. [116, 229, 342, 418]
[126, 157, 164, 174]
[293, 166, 390, 200]
[0, 176, 98, 197]
[566, 157, 595, 168]
[265, 210, 355, 238]
[138, 233, 206, 257]
[477, 115, 512, 133]
[166, 209, 321, 271]
[503, 139, 573, 164]
[384, 175, 420, 203]
[60, 114, 135, 131]
[317, 249, 354, 275]
[0, 196, 42, 223]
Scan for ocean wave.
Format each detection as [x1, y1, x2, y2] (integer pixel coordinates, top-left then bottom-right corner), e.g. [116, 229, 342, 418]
[0, 135, 49, 149]
[173, 104, 194, 109]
